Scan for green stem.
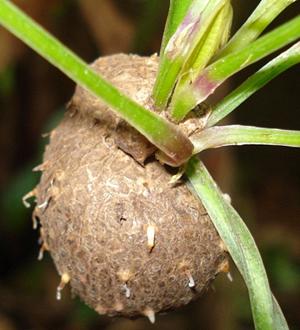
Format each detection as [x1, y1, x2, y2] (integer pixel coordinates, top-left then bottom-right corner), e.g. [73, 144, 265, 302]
[207, 42, 300, 127]
[191, 125, 300, 153]
[0, 0, 193, 166]
[186, 157, 289, 330]
[217, 0, 297, 58]
[171, 15, 300, 118]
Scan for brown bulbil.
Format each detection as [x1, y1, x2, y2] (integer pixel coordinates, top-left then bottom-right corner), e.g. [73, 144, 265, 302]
[34, 54, 227, 319]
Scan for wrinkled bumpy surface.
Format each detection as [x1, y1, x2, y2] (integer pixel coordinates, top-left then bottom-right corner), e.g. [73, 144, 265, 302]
[35, 54, 227, 318]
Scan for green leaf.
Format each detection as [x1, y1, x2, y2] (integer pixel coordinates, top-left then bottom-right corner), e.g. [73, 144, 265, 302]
[171, 15, 300, 118]
[217, 0, 297, 58]
[185, 157, 289, 330]
[191, 125, 300, 153]
[207, 42, 300, 127]
[0, 0, 193, 166]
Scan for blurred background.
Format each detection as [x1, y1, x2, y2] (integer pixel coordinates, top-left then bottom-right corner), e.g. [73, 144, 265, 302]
[0, 1, 299, 329]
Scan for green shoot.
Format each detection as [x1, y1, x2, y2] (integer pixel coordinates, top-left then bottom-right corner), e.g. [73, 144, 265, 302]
[191, 125, 300, 153]
[170, 15, 300, 120]
[160, 0, 194, 55]
[207, 42, 300, 127]
[170, 2, 232, 121]
[0, 0, 193, 166]
[153, 0, 231, 109]
[186, 157, 289, 330]
[217, 0, 297, 58]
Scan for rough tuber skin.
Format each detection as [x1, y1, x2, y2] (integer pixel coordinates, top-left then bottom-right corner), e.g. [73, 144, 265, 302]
[33, 54, 228, 321]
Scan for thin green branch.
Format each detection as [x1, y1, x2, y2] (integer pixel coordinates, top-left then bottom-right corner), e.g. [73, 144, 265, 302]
[170, 15, 300, 120]
[217, 0, 297, 58]
[207, 42, 300, 127]
[185, 157, 289, 330]
[0, 0, 193, 166]
[191, 125, 300, 153]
